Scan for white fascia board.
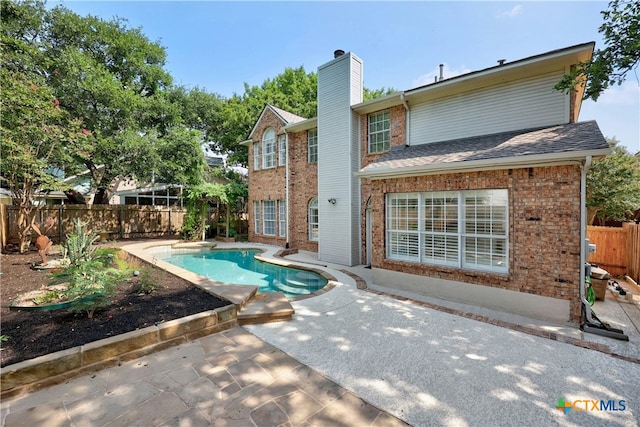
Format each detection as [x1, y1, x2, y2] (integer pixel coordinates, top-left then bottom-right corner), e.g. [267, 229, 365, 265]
[283, 117, 318, 133]
[239, 139, 253, 147]
[351, 92, 404, 114]
[356, 148, 611, 180]
[247, 104, 289, 140]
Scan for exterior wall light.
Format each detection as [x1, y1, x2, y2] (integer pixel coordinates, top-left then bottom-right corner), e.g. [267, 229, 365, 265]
[328, 198, 337, 205]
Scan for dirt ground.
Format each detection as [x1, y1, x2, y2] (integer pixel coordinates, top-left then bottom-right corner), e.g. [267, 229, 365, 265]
[0, 240, 231, 367]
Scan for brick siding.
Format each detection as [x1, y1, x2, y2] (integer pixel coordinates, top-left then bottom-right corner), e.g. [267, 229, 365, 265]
[368, 165, 583, 322]
[247, 108, 287, 247]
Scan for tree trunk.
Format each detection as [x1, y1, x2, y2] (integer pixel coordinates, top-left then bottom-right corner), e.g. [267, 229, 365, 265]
[93, 187, 110, 205]
[587, 207, 598, 225]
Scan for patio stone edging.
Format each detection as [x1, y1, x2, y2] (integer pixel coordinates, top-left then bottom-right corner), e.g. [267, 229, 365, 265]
[0, 304, 237, 400]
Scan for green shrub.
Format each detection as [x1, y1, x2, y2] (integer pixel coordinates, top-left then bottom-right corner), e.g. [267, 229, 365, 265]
[63, 218, 98, 265]
[51, 258, 128, 318]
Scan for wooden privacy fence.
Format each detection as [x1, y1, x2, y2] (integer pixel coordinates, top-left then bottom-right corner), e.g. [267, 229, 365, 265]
[587, 223, 640, 284]
[0, 205, 188, 248]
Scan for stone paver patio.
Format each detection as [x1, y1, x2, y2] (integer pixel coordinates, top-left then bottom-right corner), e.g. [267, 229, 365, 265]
[1, 327, 407, 426]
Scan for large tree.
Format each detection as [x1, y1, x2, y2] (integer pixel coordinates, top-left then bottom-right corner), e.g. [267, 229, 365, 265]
[556, 0, 639, 101]
[43, 4, 177, 203]
[213, 67, 396, 167]
[213, 67, 317, 167]
[1, 0, 206, 205]
[587, 139, 640, 224]
[0, 0, 92, 251]
[0, 70, 89, 252]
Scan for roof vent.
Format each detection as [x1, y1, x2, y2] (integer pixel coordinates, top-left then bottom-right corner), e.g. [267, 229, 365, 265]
[334, 49, 345, 58]
[498, 59, 506, 66]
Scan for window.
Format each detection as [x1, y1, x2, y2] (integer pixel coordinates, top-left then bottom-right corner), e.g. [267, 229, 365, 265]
[386, 190, 508, 273]
[262, 128, 275, 169]
[368, 110, 390, 153]
[309, 198, 318, 241]
[279, 200, 286, 237]
[278, 134, 286, 166]
[253, 201, 261, 234]
[263, 200, 275, 235]
[308, 129, 318, 163]
[253, 142, 260, 171]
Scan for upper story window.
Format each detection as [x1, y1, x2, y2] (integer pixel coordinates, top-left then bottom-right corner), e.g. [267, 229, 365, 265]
[368, 110, 390, 153]
[278, 134, 286, 166]
[262, 128, 275, 169]
[308, 128, 318, 163]
[253, 142, 260, 171]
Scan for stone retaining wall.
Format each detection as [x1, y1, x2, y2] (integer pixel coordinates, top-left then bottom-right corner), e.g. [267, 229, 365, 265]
[0, 305, 237, 400]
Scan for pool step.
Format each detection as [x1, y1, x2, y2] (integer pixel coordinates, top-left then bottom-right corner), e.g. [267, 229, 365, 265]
[238, 292, 294, 325]
[271, 280, 313, 296]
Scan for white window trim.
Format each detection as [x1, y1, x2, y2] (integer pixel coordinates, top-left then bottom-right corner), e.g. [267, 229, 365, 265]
[308, 129, 318, 163]
[253, 142, 260, 171]
[253, 201, 261, 235]
[309, 197, 318, 241]
[278, 134, 286, 166]
[386, 190, 509, 273]
[278, 200, 286, 237]
[263, 200, 276, 236]
[262, 128, 275, 169]
[368, 110, 390, 153]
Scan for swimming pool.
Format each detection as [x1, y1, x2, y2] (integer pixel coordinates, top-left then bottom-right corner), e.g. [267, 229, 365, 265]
[156, 249, 328, 298]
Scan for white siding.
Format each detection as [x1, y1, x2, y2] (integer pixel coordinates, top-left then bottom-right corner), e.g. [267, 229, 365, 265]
[410, 70, 568, 145]
[317, 53, 363, 266]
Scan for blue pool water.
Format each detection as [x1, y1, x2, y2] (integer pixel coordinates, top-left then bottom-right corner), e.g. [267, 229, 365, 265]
[158, 249, 328, 298]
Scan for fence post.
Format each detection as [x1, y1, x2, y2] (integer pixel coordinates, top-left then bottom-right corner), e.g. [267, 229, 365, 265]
[119, 206, 124, 239]
[0, 204, 6, 250]
[625, 222, 640, 284]
[58, 205, 63, 243]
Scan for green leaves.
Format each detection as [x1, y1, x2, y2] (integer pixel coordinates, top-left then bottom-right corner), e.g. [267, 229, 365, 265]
[587, 140, 640, 223]
[556, 0, 639, 101]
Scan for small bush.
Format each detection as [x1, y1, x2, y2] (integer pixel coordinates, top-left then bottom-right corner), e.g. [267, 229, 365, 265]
[63, 219, 98, 265]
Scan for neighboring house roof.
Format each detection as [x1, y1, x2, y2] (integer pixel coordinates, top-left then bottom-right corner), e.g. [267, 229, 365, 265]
[358, 121, 610, 179]
[206, 156, 225, 168]
[246, 104, 307, 141]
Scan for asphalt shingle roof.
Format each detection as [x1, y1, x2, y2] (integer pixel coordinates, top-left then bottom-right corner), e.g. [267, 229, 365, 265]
[360, 121, 608, 174]
[269, 104, 307, 124]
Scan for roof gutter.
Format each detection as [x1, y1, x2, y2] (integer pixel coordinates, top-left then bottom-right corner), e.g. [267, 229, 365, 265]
[355, 148, 611, 179]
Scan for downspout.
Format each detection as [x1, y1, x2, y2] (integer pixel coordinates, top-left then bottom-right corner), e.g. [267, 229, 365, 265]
[400, 92, 410, 146]
[284, 130, 290, 248]
[580, 155, 592, 309]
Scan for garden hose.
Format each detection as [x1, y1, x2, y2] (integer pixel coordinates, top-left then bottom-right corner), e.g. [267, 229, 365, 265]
[586, 275, 595, 306]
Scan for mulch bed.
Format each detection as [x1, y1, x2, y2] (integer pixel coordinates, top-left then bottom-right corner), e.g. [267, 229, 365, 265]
[0, 240, 231, 367]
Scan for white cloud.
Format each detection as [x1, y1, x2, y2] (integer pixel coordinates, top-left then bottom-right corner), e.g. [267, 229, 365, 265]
[594, 80, 640, 106]
[496, 5, 523, 19]
[412, 64, 473, 88]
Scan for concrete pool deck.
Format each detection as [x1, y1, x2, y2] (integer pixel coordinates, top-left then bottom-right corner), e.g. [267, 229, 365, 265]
[2, 240, 639, 426]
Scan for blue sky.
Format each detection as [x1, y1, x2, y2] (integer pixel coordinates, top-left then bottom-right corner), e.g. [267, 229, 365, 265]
[56, 1, 639, 153]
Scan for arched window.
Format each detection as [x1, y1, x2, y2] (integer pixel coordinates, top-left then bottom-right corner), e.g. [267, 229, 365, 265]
[262, 128, 276, 168]
[309, 198, 318, 241]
